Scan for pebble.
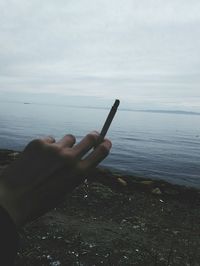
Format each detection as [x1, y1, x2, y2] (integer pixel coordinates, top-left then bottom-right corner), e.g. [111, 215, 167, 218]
[117, 178, 127, 186]
[133, 225, 140, 229]
[141, 180, 153, 185]
[50, 261, 61, 266]
[89, 243, 96, 248]
[152, 187, 162, 195]
[47, 255, 52, 260]
[8, 152, 19, 158]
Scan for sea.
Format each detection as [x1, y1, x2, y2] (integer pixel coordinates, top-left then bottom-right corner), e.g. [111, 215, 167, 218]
[0, 101, 200, 188]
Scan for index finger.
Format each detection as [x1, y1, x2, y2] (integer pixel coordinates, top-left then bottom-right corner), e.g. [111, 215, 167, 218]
[78, 139, 112, 171]
[73, 131, 100, 158]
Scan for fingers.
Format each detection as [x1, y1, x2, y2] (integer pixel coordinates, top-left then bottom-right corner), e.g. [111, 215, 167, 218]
[78, 139, 112, 171]
[24, 137, 55, 152]
[73, 131, 100, 158]
[56, 134, 76, 148]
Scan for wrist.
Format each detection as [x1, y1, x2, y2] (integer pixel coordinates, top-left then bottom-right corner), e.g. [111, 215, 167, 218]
[0, 205, 19, 264]
[0, 184, 21, 228]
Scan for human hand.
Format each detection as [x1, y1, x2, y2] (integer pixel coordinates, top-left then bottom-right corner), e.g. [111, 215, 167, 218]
[0, 131, 111, 227]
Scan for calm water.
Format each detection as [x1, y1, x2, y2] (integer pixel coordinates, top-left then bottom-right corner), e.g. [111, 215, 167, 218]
[0, 102, 200, 188]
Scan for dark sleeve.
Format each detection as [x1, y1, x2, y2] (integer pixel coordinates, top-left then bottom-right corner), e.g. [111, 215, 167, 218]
[0, 206, 19, 266]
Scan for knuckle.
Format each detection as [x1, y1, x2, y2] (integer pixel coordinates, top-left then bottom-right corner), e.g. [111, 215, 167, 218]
[48, 144, 60, 154]
[59, 149, 76, 163]
[25, 139, 44, 150]
[68, 151, 76, 161]
[66, 134, 76, 142]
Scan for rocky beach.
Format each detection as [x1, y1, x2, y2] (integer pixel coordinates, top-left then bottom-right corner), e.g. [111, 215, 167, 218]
[0, 149, 199, 266]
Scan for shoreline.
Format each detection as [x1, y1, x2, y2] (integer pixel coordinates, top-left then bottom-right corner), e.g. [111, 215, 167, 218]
[0, 149, 200, 265]
[1, 148, 199, 195]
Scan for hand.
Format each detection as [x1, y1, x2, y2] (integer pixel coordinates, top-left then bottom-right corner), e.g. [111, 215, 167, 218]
[0, 131, 112, 227]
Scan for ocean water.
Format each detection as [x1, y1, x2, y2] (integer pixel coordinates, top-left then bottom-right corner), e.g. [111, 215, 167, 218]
[0, 101, 200, 188]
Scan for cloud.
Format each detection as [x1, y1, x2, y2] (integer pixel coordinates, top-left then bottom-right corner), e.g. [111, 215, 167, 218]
[0, 0, 200, 109]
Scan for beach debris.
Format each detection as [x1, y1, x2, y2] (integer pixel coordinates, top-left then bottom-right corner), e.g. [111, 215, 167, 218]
[173, 230, 179, 235]
[49, 261, 61, 266]
[117, 177, 127, 186]
[71, 251, 79, 257]
[8, 152, 20, 159]
[140, 222, 147, 231]
[152, 187, 162, 195]
[141, 180, 153, 186]
[120, 219, 128, 224]
[91, 183, 116, 200]
[133, 225, 140, 229]
[89, 243, 96, 248]
[46, 255, 53, 261]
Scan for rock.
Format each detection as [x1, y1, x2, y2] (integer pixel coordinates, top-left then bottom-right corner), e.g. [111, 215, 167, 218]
[133, 225, 140, 229]
[152, 187, 162, 195]
[50, 261, 61, 266]
[141, 180, 153, 186]
[117, 177, 127, 186]
[47, 255, 53, 260]
[91, 183, 116, 200]
[8, 152, 20, 158]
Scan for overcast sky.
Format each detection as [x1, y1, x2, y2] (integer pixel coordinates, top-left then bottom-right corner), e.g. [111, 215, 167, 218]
[1, 0, 200, 110]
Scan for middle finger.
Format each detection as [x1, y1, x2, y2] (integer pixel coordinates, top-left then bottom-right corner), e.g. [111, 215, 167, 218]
[73, 131, 99, 158]
[56, 134, 76, 148]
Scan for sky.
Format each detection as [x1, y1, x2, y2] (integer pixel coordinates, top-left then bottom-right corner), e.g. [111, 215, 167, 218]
[0, 0, 200, 110]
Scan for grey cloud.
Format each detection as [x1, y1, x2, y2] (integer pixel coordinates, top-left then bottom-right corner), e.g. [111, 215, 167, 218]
[0, 0, 200, 110]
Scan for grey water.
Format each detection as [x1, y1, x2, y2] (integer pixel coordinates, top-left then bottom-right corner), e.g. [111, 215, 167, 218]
[0, 101, 200, 188]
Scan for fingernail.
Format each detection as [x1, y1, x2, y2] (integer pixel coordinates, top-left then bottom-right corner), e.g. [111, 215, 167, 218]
[104, 140, 112, 149]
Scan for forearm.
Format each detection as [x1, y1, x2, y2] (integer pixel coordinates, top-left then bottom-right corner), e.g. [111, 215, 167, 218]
[0, 205, 19, 266]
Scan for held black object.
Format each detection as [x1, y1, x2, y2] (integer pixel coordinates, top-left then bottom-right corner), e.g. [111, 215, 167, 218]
[96, 99, 120, 146]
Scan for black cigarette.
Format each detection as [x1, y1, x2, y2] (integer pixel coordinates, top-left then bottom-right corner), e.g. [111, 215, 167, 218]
[96, 99, 120, 146]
